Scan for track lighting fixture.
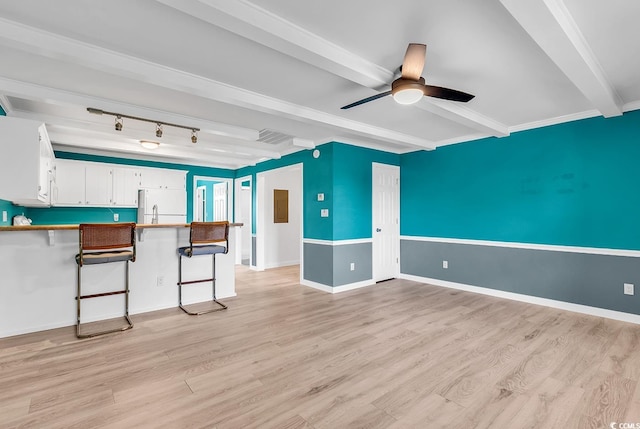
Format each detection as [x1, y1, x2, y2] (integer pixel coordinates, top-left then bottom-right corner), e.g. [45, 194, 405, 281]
[87, 107, 200, 144]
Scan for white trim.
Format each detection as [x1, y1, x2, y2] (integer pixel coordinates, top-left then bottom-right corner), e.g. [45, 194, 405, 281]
[508, 110, 601, 133]
[399, 273, 640, 325]
[300, 278, 375, 294]
[302, 238, 373, 246]
[332, 279, 376, 293]
[623, 100, 640, 113]
[265, 260, 300, 269]
[400, 235, 640, 258]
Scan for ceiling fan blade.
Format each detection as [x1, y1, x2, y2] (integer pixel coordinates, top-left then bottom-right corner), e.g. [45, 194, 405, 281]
[423, 85, 475, 102]
[340, 91, 392, 110]
[401, 43, 426, 81]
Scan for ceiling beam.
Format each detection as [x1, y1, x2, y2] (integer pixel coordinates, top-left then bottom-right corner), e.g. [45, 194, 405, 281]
[156, 0, 509, 137]
[0, 18, 435, 150]
[499, 0, 622, 118]
[0, 77, 258, 141]
[155, 0, 393, 88]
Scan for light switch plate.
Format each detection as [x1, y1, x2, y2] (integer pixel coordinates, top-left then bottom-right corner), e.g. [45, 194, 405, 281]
[317, 193, 324, 201]
[113, 213, 119, 222]
[321, 209, 329, 217]
[624, 283, 634, 295]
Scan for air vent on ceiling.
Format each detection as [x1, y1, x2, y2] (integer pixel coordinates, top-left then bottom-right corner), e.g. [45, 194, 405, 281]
[258, 129, 293, 145]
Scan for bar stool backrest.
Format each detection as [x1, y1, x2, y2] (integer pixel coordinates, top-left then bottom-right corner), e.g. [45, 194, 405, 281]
[78, 223, 137, 266]
[189, 221, 229, 247]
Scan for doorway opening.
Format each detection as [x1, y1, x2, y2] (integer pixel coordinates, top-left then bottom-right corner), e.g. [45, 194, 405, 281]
[192, 176, 233, 222]
[234, 175, 253, 266]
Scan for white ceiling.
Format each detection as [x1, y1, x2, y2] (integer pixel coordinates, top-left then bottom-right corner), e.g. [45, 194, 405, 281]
[0, 0, 637, 168]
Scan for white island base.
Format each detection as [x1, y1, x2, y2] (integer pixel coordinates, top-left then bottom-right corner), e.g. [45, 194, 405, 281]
[0, 226, 237, 338]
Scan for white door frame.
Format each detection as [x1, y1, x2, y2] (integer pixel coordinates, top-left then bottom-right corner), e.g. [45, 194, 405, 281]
[191, 176, 233, 222]
[234, 175, 253, 266]
[195, 185, 207, 222]
[372, 163, 400, 282]
[255, 163, 303, 276]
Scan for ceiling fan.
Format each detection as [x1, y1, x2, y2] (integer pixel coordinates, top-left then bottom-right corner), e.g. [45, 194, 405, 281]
[340, 43, 474, 110]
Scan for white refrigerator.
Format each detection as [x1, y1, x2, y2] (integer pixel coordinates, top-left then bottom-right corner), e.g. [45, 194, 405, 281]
[137, 189, 187, 224]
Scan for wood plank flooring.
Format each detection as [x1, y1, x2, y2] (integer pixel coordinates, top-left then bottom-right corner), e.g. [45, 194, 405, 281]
[1, 265, 640, 428]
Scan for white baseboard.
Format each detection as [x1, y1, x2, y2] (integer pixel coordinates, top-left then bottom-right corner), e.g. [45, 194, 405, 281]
[399, 273, 640, 325]
[301, 278, 375, 294]
[264, 260, 300, 269]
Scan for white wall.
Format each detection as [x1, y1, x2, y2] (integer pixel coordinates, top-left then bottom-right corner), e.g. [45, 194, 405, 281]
[262, 165, 301, 269]
[0, 227, 238, 338]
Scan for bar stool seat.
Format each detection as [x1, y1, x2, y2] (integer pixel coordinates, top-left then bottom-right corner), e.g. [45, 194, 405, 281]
[75, 223, 136, 338]
[177, 221, 229, 315]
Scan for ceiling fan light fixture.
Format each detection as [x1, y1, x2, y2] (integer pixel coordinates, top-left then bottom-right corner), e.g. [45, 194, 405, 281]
[140, 140, 160, 150]
[391, 78, 425, 105]
[392, 88, 424, 105]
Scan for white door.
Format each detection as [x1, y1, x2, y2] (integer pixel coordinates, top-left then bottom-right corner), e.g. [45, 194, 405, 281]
[213, 182, 227, 221]
[195, 186, 206, 221]
[372, 163, 400, 282]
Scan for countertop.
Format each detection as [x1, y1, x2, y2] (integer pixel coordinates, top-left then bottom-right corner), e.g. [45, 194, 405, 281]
[0, 222, 243, 231]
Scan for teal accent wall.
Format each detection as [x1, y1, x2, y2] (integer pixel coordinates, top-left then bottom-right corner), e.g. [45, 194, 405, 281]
[400, 110, 640, 250]
[235, 142, 399, 240]
[0, 105, 6, 116]
[333, 143, 400, 240]
[26, 152, 234, 225]
[27, 206, 137, 225]
[0, 199, 20, 226]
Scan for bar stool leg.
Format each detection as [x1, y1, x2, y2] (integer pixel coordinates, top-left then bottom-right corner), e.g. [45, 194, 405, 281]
[212, 254, 227, 310]
[76, 262, 82, 338]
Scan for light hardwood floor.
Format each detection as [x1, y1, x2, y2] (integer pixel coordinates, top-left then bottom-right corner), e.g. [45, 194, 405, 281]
[2, 265, 640, 428]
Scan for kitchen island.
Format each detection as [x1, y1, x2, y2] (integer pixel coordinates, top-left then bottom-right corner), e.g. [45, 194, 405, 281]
[0, 223, 242, 338]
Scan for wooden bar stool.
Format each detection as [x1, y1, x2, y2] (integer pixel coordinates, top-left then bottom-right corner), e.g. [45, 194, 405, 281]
[177, 221, 229, 315]
[75, 223, 136, 338]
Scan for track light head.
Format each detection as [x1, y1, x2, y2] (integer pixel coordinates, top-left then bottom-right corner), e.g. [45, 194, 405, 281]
[115, 116, 123, 131]
[155, 123, 163, 138]
[191, 129, 198, 144]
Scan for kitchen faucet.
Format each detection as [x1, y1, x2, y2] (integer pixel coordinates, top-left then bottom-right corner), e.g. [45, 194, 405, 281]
[152, 204, 159, 224]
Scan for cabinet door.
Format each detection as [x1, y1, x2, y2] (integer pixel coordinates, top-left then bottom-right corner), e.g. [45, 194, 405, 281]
[139, 169, 164, 189]
[113, 167, 140, 207]
[37, 125, 53, 202]
[85, 164, 113, 206]
[163, 170, 186, 189]
[54, 160, 86, 205]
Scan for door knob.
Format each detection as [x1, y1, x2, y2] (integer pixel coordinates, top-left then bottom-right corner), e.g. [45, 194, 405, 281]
[376, 228, 382, 232]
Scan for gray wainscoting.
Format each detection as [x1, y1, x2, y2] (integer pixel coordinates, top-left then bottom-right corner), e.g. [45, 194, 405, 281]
[401, 239, 640, 315]
[251, 235, 256, 267]
[303, 241, 372, 287]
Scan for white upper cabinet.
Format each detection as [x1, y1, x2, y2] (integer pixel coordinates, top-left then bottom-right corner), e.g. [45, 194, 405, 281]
[0, 117, 54, 207]
[85, 164, 113, 206]
[53, 160, 183, 208]
[139, 168, 186, 190]
[112, 167, 140, 206]
[53, 159, 86, 205]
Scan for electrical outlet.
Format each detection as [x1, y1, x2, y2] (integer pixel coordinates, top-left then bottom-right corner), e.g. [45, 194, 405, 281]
[317, 193, 324, 201]
[624, 283, 634, 295]
[2, 211, 6, 223]
[157, 275, 165, 287]
[321, 209, 329, 217]
[113, 213, 119, 222]
[350, 262, 355, 271]
[443, 260, 448, 269]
